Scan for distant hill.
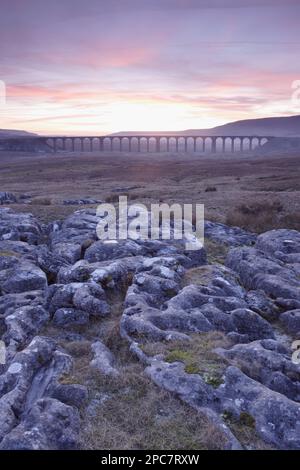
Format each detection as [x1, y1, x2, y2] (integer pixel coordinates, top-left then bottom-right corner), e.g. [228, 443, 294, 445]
[111, 115, 300, 137]
[184, 115, 300, 137]
[1, 115, 300, 139]
[0, 129, 37, 138]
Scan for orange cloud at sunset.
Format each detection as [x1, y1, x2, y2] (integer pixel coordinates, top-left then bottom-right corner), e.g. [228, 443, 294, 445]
[0, 0, 299, 134]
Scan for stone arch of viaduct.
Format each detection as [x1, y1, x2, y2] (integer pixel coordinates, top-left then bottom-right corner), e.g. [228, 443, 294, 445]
[40, 135, 273, 153]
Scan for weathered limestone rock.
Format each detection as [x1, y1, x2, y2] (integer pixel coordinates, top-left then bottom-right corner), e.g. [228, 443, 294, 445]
[0, 207, 299, 450]
[53, 308, 89, 327]
[226, 228, 300, 341]
[245, 289, 279, 321]
[256, 229, 300, 263]
[146, 360, 242, 450]
[58, 256, 143, 293]
[121, 256, 190, 341]
[226, 247, 295, 290]
[0, 240, 68, 284]
[205, 221, 257, 246]
[0, 259, 47, 294]
[230, 308, 274, 341]
[50, 208, 206, 266]
[0, 192, 17, 205]
[0, 208, 43, 244]
[49, 209, 101, 263]
[146, 359, 214, 407]
[218, 366, 300, 449]
[280, 309, 300, 336]
[0, 290, 44, 317]
[63, 198, 103, 205]
[122, 258, 274, 344]
[226, 229, 300, 303]
[215, 339, 300, 401]
[90, 341, 119, 377]
[3, 305, 50, 357]
[0, 398, 80, 450]
[46, 282, 110, 320]
[84, 239, 146, 263]
[50, 383, 88, 409]
[0, 336, 85, 449]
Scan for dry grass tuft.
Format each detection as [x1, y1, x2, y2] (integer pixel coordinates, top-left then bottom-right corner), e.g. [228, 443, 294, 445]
[280, 212, 300, 231]
[30, 197, 52, 205]
[204, 240, 229, 264]
[222, 411, 275, 450]
[105, 193, 128, 203]
[142, 331, 229, 385]
[80, 363, 229, 450]
[226, 200, 300, 233]
[0, 250, 21, 258]
[226, 200, 283, 231]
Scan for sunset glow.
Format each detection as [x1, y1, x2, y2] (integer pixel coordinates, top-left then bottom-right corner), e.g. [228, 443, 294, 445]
[1, 0, 300, 135]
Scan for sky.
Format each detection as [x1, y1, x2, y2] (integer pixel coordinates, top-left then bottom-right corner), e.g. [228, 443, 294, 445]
[0, 0, 300, 135]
